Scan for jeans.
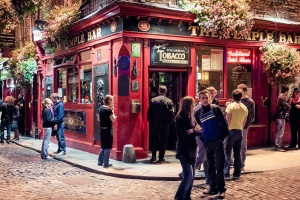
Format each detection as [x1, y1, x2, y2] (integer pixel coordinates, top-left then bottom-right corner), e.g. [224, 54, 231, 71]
[195, 136, 209, 183]
[241, 128, 249, 168]
[98, 148, 111, 166]
[224, 129, 242, 177]
[1, 121, 12, 141]
[41, 128, 52, 159]
[174, 159, 195, 200]
[203, 140, 226, 193]
[56, 122, 66, 153]
[275, 119, 285, 146]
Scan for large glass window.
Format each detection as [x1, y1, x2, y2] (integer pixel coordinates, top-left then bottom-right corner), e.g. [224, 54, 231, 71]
[67, 68, 79, 103]
[80, 64, 92, 104]
[58, 69, 67, 101]
[226, 48, 252, 98]
[196, 46, 224, 98]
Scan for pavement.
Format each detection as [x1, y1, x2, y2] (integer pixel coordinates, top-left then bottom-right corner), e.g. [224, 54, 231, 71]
[11, 135, 300, 181]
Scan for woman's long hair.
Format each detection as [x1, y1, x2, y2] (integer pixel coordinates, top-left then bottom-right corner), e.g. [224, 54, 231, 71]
[176, 96, 195, 118]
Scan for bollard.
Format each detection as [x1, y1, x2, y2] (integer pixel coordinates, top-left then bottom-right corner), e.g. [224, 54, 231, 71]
[122, 144, 136, 163]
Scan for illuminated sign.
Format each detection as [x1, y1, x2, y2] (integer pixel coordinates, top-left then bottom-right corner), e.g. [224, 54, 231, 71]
[227, 49, 251, 64]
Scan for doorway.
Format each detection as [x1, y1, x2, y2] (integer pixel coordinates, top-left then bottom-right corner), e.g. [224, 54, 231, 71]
[149, 71, 187, 150]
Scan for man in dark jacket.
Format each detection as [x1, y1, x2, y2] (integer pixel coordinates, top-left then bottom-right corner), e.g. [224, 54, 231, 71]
[0, 96, 15, 143]
[17, 94, 25, 135]
[50, 93, 66, 155]
[195, 90, 227, 198]
[147, 85, 174, 163]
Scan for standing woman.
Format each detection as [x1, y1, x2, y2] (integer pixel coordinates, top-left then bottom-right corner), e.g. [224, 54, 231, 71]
[41, 98, 55, 159]
[97, 95, 117, 168]
[289, 88, 300, 149]
[174, 96, 201, 200]
[0, 96, 15, 143]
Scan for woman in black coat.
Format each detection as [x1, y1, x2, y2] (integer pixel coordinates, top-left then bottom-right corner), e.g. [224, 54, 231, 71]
[174, 96, 201, 200]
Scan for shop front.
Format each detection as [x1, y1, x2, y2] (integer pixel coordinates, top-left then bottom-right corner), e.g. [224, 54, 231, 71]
[37, 3, 300, 160]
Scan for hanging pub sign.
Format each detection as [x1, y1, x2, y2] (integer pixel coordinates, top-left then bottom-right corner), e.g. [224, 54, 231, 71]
[227, 48, 251, 64]
[151, 42, 190, 66]
[0, 30, 15, 49]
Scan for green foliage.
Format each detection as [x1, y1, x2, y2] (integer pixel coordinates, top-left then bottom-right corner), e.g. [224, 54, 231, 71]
[0, 0, 18, 33]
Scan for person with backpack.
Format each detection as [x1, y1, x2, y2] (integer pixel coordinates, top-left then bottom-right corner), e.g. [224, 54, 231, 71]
[194, 90, 228, 198]
[0, 96, 15, 144]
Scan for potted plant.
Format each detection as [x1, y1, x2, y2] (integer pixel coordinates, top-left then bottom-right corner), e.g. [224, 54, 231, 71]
[179, 0, 254, 39]
[260, 42, 300, 86]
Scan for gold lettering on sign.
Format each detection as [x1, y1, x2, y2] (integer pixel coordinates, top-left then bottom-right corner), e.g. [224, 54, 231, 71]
[251, 31, 260, 40]
[259, 32, 266, 41]
[87, 32, 92, 41]
[279, 34, 286, 43]
[266, 33, 273, 42]
[287, 35, 294, 44]
[211, 31, 218, 38]
[189, 26, 198, 36]
[92, 30, 96, 40]
[242, 32, 251, 40]
[80, 34, 84, 44]
[97, 28, 101, 38]
[295, 36, 300, 44]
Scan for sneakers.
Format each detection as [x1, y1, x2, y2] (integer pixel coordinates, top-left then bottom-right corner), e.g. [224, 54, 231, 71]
[217, 191, 226, 199]
[103, 164, 112, 168]
[203, 188, 218, 195]
[56, 151, 66, 156]
[275, 146, 286, 152]
[42, 156, 52, 160]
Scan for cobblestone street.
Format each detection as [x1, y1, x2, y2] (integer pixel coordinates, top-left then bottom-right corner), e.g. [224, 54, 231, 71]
[1, 143, 300, 200]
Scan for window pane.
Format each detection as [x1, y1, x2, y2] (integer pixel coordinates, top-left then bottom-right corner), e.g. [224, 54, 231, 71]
[58, 69, 67, 101]
[226, 48, 252, 98]
[196, 46, 224, 98]
[67, 68, 78, 102]
[80, 70, 92, 104]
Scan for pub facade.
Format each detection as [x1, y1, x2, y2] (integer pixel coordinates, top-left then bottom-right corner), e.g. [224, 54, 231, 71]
[38, 2, 300, 160]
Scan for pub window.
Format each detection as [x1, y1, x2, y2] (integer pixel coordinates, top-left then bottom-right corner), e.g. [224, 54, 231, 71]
[57, 69, 67, 101]
[53, 58, 63, 66]
[79, 50, 91, 62]
[196, 46, 224, 98]
[80, 64, 92, 104]
[47, 59, 53, 73]
[67, 67, 79, 102]
[64, 54, 76, 63]
[226, 48, 252, 98]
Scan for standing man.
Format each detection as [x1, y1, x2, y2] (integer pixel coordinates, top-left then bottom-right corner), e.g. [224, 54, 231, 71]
[195, 90, 227, 198]
[17, 94, 25, 136]
[148, 85, 174, 163]
[237, 84, 255, 170]
[275, 86, 290, 152]
[224, 89, 248, 180]
[50, 93, 66, 156]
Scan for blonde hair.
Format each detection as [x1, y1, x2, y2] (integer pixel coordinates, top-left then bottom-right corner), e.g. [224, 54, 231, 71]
[5, 96, 14, 104]
[206, 86, 217, 94]
[50, 93, 60, 99]
[42, 98, 53, 107]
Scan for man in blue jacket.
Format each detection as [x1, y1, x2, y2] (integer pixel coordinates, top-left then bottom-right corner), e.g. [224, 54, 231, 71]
[50, 93, 66, 155]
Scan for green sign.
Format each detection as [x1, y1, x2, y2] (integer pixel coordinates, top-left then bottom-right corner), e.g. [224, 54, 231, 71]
[132, 43, 140, 57]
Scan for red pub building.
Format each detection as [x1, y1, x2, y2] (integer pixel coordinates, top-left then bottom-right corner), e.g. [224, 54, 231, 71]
[36, 1, 300, 160]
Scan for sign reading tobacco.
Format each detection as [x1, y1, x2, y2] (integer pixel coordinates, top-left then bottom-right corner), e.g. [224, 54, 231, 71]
[151, 43, 190, 66]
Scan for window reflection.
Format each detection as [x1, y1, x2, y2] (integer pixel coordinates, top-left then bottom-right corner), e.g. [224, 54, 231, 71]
[80, 70, 92, 104]
[67, 68, 78, 103]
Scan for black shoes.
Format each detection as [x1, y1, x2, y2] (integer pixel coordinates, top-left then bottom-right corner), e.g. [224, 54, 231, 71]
[275, 146, 286, 152]
[103, 164, 112, 168]
[203, 188, 218, 195]
[150, 157, 156, 162]
[157, 158, 165, 163]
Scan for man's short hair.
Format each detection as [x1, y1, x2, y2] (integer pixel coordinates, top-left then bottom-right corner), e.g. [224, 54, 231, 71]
[237, 84, 248, 92]
[159, 85, 167, 94]
[51, 93, 60, 99]
[281, 86, 289, 93]
[199, 90, 210, 96]
[232, 89, 242, 101]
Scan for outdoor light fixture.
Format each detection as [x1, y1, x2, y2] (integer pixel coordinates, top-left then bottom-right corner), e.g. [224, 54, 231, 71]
[132, 60, 138, 77]
[113, 58, 117, 74]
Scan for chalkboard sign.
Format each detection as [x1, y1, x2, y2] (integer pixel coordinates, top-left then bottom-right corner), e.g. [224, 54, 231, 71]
[227, 64, 252, 97]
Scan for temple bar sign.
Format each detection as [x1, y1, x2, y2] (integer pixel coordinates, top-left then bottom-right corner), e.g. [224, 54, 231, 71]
[151, 43, 190, 66]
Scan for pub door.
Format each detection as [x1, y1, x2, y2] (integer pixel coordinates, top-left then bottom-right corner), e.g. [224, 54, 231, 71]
[149, 71, 187, 150]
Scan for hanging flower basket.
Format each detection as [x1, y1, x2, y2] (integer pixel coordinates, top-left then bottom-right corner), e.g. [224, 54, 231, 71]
[9, 43, 38, 89]
[260, 42, 300, 86]
[179, 0, 254, 39]
[0, 0, 18, 33]
[43, 3, 81, 53]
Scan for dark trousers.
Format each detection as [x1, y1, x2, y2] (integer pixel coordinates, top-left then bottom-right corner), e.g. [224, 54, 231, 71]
[56, 122, 66, 153]
[290, 120, 300, 148]
[224, 129, 242, 177]
[18, 117, 25, 135]
[203, 140, 226, 193]
[174, 159, 195, 200]
[149, 124, 170, 160]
